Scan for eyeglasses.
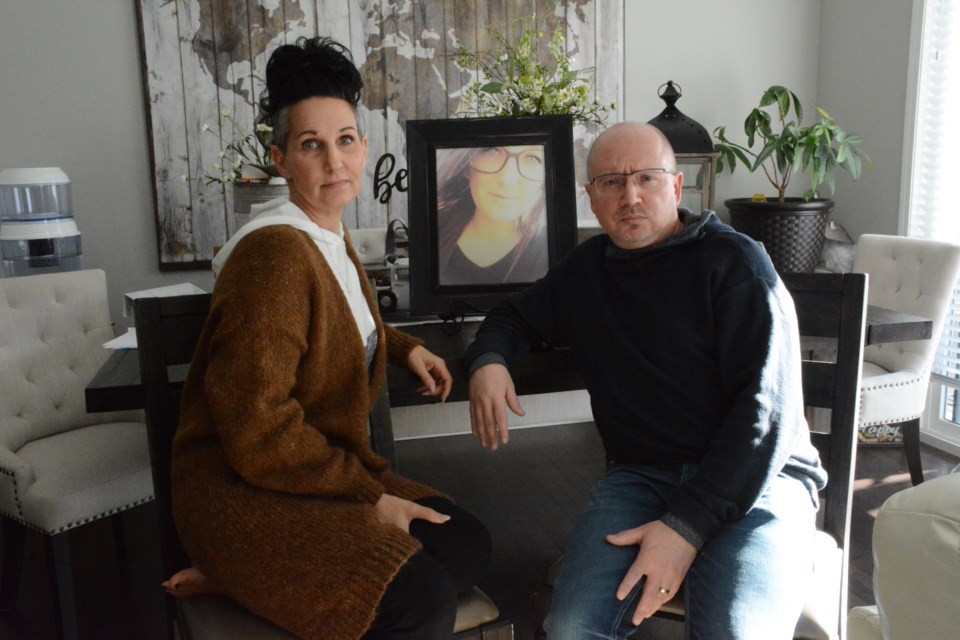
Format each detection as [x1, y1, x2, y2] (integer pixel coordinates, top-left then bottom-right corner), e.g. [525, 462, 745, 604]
[469, 147, 545, 181]
[588, 168, 677, 197]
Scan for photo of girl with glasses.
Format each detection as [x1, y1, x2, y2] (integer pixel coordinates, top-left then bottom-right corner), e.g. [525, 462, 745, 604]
[435, 145, 549, 285]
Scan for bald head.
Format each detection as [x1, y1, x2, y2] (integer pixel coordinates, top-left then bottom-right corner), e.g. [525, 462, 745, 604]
[583, 121, 684, 249]
[586, 122, 677, 180]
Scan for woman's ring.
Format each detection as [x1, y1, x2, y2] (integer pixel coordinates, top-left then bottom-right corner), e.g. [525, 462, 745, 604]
[658, 587, 671, 595]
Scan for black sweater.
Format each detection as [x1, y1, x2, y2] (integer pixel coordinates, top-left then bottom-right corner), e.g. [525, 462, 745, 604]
[464, 210, 826, 548]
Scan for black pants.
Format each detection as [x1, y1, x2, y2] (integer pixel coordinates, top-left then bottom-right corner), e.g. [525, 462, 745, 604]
[362, 497, 491, 640]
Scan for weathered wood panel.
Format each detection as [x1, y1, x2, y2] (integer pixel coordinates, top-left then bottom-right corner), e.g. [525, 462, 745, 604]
[412, 1, 448, 120]
[137, 0, 622, 268]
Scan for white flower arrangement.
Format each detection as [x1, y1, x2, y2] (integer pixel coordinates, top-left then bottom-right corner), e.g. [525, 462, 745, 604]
[198, 109, 275, 185]
[455, 16, 616, 127]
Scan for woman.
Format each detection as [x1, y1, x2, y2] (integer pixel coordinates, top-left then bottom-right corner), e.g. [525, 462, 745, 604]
[436, 145, 548, 285]
[166, 37, 491, 640]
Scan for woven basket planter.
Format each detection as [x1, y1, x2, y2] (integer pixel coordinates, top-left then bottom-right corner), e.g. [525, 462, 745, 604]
[726, 198, 833, 273]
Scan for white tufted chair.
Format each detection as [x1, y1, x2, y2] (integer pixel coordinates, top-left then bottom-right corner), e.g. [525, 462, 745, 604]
[847, 472, 960, 640]
[0, 269, 153, 640]
[853, 234, 960, 485]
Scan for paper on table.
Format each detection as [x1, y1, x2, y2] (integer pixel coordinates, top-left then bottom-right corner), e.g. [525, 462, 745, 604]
[103, 327, 138, 350]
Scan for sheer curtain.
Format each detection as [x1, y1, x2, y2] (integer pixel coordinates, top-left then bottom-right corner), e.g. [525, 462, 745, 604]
[905, 0, 960, 453]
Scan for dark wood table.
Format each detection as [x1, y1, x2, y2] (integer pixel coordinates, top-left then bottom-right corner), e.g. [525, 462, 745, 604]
[864, 305, 932, 345]
[83, 320, 579, 412]
[84, 306, 932, 414]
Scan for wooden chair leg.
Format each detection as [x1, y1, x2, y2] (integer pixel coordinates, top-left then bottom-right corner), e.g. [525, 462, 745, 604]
[111, 512, 129, 580]
[47, 532, 80, 640]
[0, 517, 25, 610]
[901, 418, 925, 485]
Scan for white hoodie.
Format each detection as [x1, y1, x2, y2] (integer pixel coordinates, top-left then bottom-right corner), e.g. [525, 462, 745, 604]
[211, 198, 376, 346]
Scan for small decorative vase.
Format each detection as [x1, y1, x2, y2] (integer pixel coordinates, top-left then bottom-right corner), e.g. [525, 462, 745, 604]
[232, 180, 289, 230]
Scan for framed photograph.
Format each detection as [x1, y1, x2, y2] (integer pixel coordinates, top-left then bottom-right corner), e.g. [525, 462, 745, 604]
[406, 115, 578, 318]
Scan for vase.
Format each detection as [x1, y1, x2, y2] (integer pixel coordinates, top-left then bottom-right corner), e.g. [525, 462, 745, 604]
[231, 181, 289, 232]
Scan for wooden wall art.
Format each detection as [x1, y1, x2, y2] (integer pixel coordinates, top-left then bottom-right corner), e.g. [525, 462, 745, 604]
[137, 0, 623, 269]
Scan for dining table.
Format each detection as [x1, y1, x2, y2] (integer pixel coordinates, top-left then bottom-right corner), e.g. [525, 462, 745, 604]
[84, 305, 933, 414]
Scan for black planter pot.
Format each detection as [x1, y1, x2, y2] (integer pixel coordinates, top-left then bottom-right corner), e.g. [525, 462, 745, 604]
[725, 197, 833, 273]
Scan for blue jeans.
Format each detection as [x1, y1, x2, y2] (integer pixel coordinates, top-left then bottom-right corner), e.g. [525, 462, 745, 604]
[544, 464, 816, 640]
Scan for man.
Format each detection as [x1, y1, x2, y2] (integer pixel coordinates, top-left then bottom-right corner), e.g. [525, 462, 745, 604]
[464, 123, 825, 639]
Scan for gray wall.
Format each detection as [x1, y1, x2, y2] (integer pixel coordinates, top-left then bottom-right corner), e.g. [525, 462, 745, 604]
[0, 0, 911, 325]
[818, 0, 914, 239]
[0, 1, 215, 328]
[624, 0, 823, 209]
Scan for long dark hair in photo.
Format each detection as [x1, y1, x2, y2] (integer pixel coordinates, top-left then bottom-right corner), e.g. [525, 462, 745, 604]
[435, 147, 546, 281]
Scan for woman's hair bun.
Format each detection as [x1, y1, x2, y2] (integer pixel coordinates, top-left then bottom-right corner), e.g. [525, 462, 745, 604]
[258, 37, 363, 128]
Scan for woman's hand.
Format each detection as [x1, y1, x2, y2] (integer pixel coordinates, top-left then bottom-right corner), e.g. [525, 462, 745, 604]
[374, 494, 451, 533]
[406, 345, 452, 402]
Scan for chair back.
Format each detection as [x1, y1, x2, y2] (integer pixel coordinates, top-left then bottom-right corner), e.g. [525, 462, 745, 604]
[853, 234, 960, 375]
[782, 272, 867, 640]
[0, 269, 135, 444]
[134, 293, 212, 578]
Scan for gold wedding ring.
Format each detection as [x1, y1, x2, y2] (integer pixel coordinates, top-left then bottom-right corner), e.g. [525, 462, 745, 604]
[658, 587, 671, 595]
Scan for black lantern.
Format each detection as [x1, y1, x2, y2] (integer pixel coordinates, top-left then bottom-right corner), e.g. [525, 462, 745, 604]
[648, 81, 719, 212]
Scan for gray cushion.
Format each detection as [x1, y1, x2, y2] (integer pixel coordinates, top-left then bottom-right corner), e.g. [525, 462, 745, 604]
[13, 421, 153, 532]
[180, 595, 296, 639]
[454, 587, 501, 633]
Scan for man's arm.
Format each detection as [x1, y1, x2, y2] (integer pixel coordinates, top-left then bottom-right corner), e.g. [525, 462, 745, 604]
[468, 363, 523, 450]
[463, 289, 556, 449]
[664, 272, 808, 548]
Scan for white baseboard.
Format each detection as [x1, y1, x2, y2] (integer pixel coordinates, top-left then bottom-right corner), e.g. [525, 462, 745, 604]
[392, 390, 593, 440]
[921, 429, 960, 459]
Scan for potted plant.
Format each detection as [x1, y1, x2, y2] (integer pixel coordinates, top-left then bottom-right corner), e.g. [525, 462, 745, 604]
[199, 109, 288, 228]
[713, 85, 870, 272]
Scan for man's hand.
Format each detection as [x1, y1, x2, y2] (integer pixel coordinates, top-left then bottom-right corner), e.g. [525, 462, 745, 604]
[468, 363, 524, 450]
[606, 520, 697, 625]
[374, 494, 450, 533]
[406, 345, 452, 402]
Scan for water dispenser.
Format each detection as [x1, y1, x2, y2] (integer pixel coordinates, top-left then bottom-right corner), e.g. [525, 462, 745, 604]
[0, 167, 83, 277]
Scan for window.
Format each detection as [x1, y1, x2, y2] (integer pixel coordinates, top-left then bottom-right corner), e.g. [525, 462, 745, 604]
[905, 0, 960, 454]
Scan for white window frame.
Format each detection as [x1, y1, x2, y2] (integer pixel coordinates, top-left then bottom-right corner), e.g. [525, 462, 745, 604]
[904, 0, 960, 457]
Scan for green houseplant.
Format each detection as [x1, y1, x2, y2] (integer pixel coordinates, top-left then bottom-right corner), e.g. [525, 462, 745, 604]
[713, 85, 870, 272]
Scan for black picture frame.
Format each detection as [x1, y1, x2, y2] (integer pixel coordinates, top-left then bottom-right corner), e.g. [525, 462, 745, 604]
[405, 114, 578, 318]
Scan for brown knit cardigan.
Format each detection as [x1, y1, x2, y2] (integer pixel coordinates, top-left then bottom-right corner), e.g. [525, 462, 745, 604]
[171, 225, 443, 639]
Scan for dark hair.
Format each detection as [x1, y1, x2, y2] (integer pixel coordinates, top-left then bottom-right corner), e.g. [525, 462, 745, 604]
[257, 37, 363, 150]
